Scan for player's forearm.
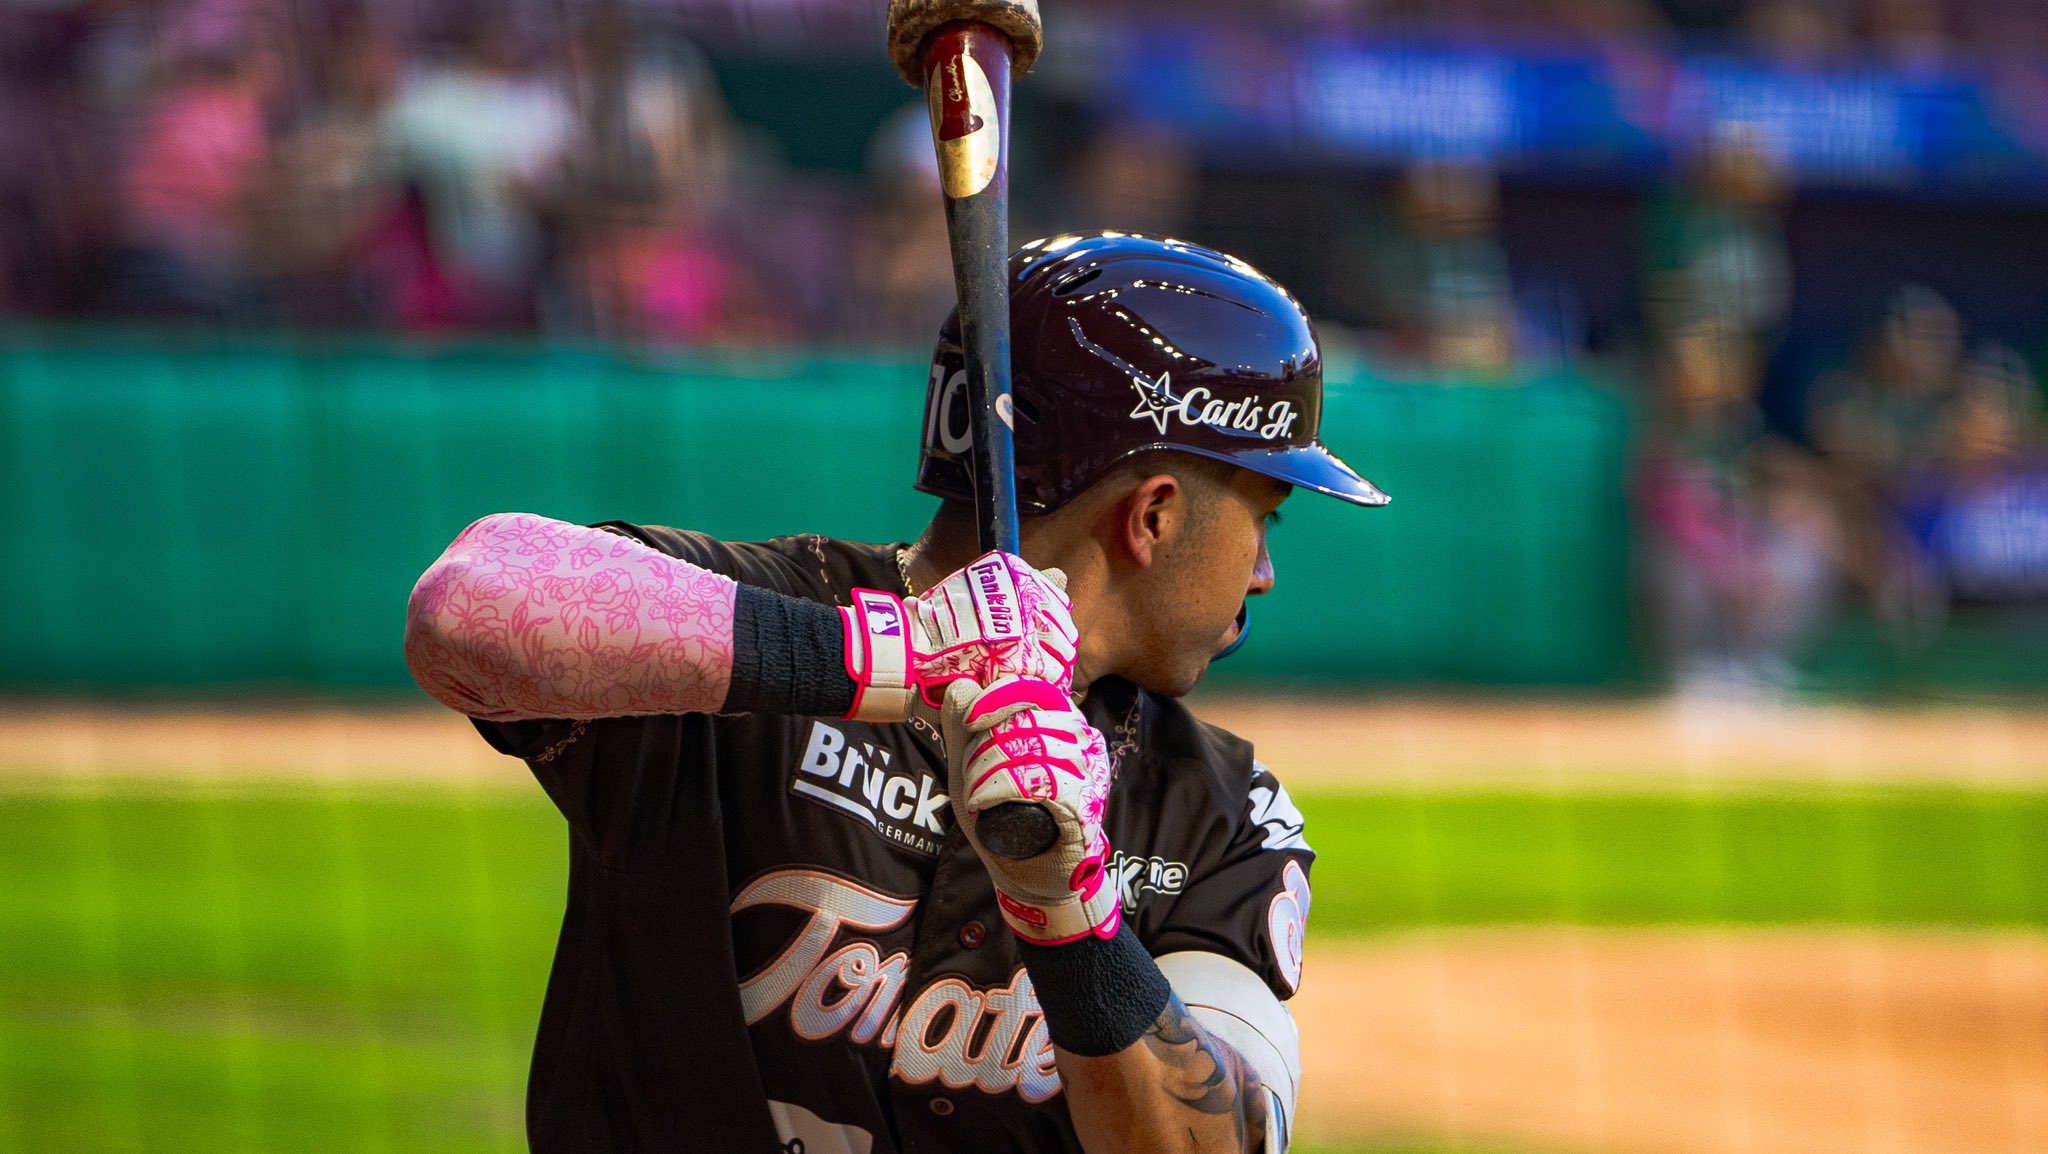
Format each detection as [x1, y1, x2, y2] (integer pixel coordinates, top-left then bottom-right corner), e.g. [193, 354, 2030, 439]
[407, 511, 865, 724]
[1058, 996, 1270, 1154]
[404, 512, 743, 721]
[1015, 927, 1270, 1154]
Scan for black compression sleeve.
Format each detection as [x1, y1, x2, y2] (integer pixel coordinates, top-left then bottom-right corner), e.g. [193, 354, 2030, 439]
[723, 583, 856, 717]
[1017, 922, 1175, 1057]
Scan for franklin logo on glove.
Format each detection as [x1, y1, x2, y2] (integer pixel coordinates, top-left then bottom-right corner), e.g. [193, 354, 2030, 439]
[968, 554, 1020, 638]
[841, 551, 1075, 722]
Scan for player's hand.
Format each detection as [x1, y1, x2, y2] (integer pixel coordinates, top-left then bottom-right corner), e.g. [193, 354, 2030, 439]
[940, 676, 1119, 945]
[842, 551, 1077, 722]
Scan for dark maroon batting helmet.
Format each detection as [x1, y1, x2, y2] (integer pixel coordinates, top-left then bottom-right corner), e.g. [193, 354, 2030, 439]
[915, 232, 1390, 514]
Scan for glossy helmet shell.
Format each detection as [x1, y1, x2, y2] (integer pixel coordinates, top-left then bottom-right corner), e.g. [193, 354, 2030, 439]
[915, 232, 1389, 514]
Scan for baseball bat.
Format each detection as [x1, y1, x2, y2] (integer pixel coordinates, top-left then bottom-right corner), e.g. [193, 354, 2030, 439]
[886, 0, 1057, 861]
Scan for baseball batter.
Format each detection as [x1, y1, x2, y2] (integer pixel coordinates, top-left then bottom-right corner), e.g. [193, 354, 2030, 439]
[404, 233, 1389, 1153]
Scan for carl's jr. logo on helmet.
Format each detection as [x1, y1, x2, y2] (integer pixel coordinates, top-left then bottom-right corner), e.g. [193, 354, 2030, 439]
[1128, 372, 1300, 441]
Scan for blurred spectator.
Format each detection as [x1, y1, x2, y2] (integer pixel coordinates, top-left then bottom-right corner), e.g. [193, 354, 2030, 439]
[1892, 343, 2048, 609]
[1371, 159, 1518, 377]
[113, 31, 281, 320]
[1743, 0, 1856, 58]
[378, 14, 574, 329]
[1357, 0, 1659, 38]
[0, 8, 107, 314]
[840, 102, 955, 347]
[1808, 284, 1967, 637]
[245, 19, 399, 326]
[1062, 125, 1197, 240]
[1958, 0, 2048, 59]
[1645, 120, 1793, 399]
[1547, 0, 1675, 39]
[1639, 317, 1843, 699]
[558, 25, 785, 346]
[1809, 284, 1963, 475]
[1639, 119, 1827, 698]
[1864, 0, 1955, 72]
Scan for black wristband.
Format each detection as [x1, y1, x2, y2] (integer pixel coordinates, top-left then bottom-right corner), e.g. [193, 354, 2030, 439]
[1016, 922, 1174, 1057]
[723, 584, 855, 716]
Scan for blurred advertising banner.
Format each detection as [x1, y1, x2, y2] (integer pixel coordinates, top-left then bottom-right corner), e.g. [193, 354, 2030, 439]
[1099, 28, 2048, 194]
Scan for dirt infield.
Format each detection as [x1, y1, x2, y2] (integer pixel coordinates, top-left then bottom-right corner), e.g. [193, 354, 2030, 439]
[3, 695, 2044, 788]
[1297, 928, 2048, 1154]
[0, 701, 517, 785]
[1193, 694, 2048, 790]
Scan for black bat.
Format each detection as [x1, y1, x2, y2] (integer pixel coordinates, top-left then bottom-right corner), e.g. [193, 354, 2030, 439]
[887, 0, 1057, 860]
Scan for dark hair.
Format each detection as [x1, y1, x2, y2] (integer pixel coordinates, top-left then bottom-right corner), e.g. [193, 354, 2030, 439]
[937, 449, 1243, 527]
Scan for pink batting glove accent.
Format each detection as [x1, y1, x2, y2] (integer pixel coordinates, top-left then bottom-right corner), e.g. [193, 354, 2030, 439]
[940, 676, 1120, 944]
[840, 589, 916, 720]
[909, 552, 1078, 701]
[843, 551, 1080, 723]
[964, 676, 1074, 726]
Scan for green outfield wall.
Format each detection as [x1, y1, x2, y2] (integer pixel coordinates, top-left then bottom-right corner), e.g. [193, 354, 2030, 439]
[0, 326, 1635, 690]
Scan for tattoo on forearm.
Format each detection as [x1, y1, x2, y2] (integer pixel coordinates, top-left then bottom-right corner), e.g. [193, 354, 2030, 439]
[1139, 995, 1270, 1151]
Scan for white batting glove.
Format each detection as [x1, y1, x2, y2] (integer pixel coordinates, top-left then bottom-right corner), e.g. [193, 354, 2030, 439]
[941, 676, 1119, 945]
[842, 551, 1077, 722]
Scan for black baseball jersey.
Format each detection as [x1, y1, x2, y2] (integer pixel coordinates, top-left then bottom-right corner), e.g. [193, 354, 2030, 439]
[472, 528, 1315, 1154]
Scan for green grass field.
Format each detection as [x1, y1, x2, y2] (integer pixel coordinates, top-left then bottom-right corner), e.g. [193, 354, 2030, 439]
[3, 782, 2042, 1152]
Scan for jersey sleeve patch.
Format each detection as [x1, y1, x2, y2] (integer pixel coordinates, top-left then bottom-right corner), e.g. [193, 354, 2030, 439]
[1265, 858, 1311, 994]
[1248, 761, 1310, 853]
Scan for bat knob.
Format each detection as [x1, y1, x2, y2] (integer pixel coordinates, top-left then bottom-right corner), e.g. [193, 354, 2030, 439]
[886, 0, 1044, 86]
[978, 800, 1058, 859]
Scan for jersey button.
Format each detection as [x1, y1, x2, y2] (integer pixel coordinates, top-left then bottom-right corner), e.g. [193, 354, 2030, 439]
[929, 1097, 955, 1116]
[957, 920, 986, 949]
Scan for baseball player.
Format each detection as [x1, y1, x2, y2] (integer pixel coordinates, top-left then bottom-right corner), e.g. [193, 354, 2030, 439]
[405, 232, 1389, 1153]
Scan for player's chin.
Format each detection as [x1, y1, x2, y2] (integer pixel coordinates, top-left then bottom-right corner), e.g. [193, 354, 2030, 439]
[1216, 613, 1243, 653]
[1125, 625, 1232, 698]
[1139, 668, 1207, 699]
[1155, 647, 1221, 699]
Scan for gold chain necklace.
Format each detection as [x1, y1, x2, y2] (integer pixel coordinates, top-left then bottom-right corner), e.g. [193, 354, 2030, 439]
[895, 547, 916, 597]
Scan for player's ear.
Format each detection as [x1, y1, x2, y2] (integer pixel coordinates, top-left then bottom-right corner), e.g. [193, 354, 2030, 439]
[1116, 473, 1184, 569]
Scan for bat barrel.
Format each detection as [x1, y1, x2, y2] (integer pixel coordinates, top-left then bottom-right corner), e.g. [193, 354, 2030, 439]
[925, 22, 1021, 555]
[921, 22, 1056, 860]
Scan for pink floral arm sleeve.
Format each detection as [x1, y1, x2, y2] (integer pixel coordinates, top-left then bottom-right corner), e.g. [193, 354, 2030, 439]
[404, 512, 738, 722]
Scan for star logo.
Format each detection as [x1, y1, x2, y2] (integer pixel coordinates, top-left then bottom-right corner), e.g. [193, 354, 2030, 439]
[1128, 371, 1183, 436]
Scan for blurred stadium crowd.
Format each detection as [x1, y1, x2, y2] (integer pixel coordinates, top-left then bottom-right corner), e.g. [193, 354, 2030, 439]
[0, 0, 2043, 700]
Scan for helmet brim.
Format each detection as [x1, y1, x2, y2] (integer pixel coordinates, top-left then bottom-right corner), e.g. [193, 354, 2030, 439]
[1178, 441, 1391, 507]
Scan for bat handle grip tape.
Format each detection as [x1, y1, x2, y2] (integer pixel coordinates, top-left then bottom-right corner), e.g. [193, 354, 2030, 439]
[979, 800, 1058, 859]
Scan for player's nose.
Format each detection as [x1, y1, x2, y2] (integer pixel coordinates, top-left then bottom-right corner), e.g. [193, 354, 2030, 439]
[1248, 538, 1275, 597]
